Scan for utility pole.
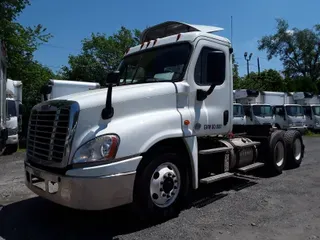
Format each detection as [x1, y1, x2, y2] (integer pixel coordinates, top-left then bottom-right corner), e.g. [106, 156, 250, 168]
[244, 52, 253, 76]
[257, 57, 261, 75]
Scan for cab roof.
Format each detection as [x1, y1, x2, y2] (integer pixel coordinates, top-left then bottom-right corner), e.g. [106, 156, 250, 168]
[125, 21, 230, 57]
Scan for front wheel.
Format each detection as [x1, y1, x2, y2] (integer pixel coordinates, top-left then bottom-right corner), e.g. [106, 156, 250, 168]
[133, 149, 190, 221]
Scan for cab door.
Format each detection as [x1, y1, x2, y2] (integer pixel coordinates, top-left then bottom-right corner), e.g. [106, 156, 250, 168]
[187, 39, 232, 136]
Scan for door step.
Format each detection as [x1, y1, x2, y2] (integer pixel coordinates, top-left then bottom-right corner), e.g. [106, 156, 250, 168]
[199, 147, 232, 155]
[237, 162, 265, 173]
[200, 172, 234, 184]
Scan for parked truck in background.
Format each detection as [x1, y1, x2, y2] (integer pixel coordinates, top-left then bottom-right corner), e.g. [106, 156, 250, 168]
[272, 92, 307, 132]
[4, 79, 23, 154]
[40, 79, 100, 102]
[291, 92, 320, 132]
[0, 40, 8, 154]
[234, 89, 274, 126]
[24, 21, 305, 220]
[233, 90, 246, 126]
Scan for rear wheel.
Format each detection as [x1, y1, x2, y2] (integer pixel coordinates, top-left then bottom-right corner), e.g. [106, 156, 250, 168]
[265, 130, 286, 175]
[284, 130, 304, 169]
[133, 148, 190, 221]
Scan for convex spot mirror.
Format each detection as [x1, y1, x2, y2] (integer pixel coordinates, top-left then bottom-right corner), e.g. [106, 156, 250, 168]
[106, 71, 120, 84]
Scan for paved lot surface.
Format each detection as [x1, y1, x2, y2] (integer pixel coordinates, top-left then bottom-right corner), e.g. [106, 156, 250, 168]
[0, 137, 320, 240]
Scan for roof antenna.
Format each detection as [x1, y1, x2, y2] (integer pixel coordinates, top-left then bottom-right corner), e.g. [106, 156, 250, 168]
[231, 16, 233, 46]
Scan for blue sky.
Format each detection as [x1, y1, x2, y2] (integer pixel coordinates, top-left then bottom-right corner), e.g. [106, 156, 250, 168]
[17, 0, 320, 77]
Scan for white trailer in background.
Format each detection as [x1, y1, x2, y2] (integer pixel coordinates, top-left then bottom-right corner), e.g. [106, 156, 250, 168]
[272, 92, 307, 133]
[0, 40, 8, 153]
[40, 79, 101, 101]
[234, 89, 274, 126]
[292, 92, 320, 131]
[5, 79, 23, 154]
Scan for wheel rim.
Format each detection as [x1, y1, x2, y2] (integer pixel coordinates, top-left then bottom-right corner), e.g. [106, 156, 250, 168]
[274, 141, 285, 167]
[294, 138, 302, 161]
[149, 162, 181, 208]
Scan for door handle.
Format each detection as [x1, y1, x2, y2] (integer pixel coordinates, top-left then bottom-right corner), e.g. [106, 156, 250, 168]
[223, 110, 229, 125]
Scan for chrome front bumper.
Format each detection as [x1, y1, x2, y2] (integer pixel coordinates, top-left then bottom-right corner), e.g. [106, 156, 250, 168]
[25, 156, 142, 210]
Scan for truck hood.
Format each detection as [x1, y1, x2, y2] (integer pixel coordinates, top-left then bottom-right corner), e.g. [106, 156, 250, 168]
[255, 116, 274, 124]
[55, 82, 177, 111]
[288, 115, 306, 125]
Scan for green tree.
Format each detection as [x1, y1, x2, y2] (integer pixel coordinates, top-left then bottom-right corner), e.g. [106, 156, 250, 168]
[236, 69, 286, 91]
[1, 0, 53, 137]
[258, 19, 320, 84]
[61, 27, 141, 85]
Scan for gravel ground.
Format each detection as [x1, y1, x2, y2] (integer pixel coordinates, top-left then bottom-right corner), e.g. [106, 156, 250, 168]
[0, 137, 320, 240]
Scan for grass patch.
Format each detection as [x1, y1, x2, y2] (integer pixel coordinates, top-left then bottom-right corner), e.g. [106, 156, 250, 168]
[17, 147, 26, 152]
[304, 130, 320, 137]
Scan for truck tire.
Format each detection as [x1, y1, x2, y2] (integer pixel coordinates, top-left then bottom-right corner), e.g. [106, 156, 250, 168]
[283, 130, 304, 169]
[133, 147, 190, 221]
[266, 130, 286, 175]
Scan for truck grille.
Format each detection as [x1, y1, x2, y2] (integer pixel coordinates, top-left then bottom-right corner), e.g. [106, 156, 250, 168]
[26, 101, 79, 168]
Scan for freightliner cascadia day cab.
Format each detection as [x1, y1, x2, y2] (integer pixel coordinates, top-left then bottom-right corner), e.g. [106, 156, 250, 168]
[24, 21, 305, 220]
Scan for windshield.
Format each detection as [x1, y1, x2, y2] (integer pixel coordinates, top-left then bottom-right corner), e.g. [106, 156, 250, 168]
[233, 104, 244, 117]
[117, 43, 191, 85]
[252, 105, 273, 117]
[7, 100, 16, 117]
[312, 106, 320, 116]
[286, 105, 304, 116]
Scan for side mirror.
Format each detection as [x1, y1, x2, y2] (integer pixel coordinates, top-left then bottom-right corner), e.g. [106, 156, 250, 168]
[206, 51, 226, 86]
[106, 71, 120, 84]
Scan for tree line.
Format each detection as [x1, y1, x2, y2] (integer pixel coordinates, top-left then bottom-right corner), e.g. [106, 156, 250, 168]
[1, 1, 320, 136]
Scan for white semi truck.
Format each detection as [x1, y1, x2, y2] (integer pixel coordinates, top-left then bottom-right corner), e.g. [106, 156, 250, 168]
[234, 89, 274, 126]
[24, 21, 305, 220]
[271, 92, 307, 132]
[233, 90, 246, 125]
[0, 40, 8, 153]
[4, 79, 23, 154]
[291, 92, 320, 132]
[40, 79, 100, 101]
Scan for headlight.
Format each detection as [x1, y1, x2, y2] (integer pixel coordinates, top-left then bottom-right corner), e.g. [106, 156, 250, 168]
[72, 134, 120, 164]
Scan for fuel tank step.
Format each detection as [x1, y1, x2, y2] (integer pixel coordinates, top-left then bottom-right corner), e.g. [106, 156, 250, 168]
[200, 172, 234, 184]
[237, 162, 265, 173]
